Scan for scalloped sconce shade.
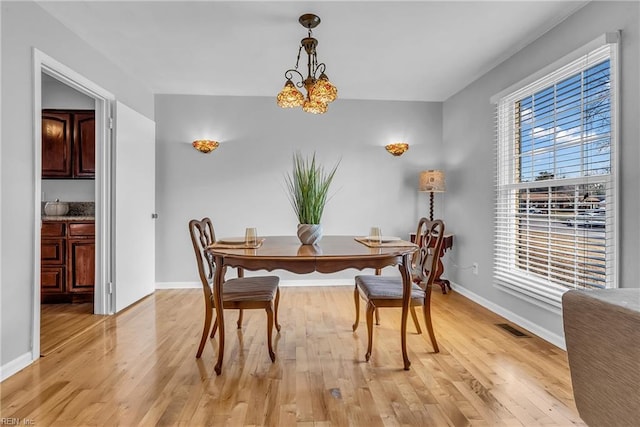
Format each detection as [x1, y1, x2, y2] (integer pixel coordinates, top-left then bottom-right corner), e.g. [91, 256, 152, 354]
[385, 143, 409, 156]
[192, 139, 219, 154]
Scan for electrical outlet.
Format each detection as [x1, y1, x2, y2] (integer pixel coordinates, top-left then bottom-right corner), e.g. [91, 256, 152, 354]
[472, 262, 479, 275]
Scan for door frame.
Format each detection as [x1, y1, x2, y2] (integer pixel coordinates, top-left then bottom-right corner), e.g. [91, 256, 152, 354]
[32, 49, 115, 359]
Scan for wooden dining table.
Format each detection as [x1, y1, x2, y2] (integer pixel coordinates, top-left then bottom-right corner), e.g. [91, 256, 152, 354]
[206, 235, 418, 375]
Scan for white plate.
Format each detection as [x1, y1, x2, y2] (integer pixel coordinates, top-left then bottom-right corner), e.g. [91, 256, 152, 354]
[364, 236, 401, 243]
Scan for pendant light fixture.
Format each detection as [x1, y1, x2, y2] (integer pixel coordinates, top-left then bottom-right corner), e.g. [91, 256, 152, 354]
[277, 14, 337, 114]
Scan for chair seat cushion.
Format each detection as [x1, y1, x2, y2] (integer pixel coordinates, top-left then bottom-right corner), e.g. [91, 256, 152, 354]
[355, 275, 424, 300]
[221, 276, 279, 302]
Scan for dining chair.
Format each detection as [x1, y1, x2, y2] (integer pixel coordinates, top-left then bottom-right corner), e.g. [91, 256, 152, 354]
[188, 218, 281, 362]
[352, 218, 445, 361]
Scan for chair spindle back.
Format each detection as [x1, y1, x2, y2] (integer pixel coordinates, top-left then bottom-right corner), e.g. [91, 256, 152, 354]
[188, 218, 217, 294]
[413, 218, 445, 290]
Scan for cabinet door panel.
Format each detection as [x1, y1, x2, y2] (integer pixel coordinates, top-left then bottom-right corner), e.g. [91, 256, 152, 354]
[41, 238, 65, 265]
[42, 112, 72, 177]
[74, 112, 96, 178]
[41, 266, 65, 293]
[68, 239, 95, 293]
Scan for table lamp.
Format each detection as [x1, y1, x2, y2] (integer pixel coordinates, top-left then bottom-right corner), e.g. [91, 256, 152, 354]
[419, 170, 446, 221]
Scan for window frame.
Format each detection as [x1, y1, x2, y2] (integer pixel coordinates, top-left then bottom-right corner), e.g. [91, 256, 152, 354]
[492, 33, 620, 311]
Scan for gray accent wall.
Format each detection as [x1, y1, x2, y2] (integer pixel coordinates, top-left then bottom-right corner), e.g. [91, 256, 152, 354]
[154, 95, 443, 284]
[442, 1, 639, 345]
[1, 1, 153, 369]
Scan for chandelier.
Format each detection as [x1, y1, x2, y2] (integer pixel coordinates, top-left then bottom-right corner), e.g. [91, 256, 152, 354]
[276, 14, 337, 114]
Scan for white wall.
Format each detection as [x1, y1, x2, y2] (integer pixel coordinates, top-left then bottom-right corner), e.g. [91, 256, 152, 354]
[41, 74, 95, 202]
[42, 74, 94, 109]
[154, 95, 443, 284]
[442, 1, 639, 345]
[0, 1, 153, 372]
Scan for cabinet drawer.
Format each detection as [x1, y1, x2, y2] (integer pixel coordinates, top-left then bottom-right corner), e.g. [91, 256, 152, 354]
[41, 238, 65, 264]
[42, 222, 66, 237]
[69, 222, 95, 237]
[41, 266, 65, 293]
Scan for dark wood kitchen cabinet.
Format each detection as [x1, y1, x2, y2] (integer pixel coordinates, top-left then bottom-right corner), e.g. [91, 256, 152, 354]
[41, 222, 66, 296]
[42, 110, 95, 179]
[41, 220, 94, 303]
[41, 112, 72, 177]
[67, 222, 96, 294]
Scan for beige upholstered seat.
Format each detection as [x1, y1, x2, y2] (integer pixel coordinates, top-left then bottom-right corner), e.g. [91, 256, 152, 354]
[353, 218, 445, 361]
[189, 218, 281, 362]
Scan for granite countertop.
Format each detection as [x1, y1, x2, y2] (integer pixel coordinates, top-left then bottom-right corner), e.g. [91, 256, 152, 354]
[41, 201, 94, 221]
[43, 215, 95, 221]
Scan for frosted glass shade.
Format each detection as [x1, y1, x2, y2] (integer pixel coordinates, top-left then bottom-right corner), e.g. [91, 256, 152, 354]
[192, 139, 219, 154]
[302, 99, 328, 114]
[385, 143, 409, 156]
[277, 80, 304, 108]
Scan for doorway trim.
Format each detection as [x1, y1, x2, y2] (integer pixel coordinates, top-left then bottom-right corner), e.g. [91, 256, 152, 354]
[33, 49, 115, 359]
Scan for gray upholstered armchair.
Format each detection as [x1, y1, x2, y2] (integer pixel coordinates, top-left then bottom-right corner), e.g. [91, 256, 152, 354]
[562, 288, 640, 427]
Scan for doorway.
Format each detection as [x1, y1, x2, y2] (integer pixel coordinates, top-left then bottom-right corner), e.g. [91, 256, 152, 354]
[33, 49, 115, 359]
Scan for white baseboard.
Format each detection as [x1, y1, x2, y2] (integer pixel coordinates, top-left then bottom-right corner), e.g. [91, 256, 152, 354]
[279, 279, 351, 288]
[155, 281, 200, 289]
[1, 351, 34, 382]
[154, 280, 566, 348]
[450, 282, 566, 350]
[155, 279, 352, 290]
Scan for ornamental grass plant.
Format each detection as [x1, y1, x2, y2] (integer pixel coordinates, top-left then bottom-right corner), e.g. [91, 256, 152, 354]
[285, 152, 339, 225]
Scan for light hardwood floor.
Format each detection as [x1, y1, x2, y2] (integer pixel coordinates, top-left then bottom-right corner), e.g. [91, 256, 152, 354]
[40, 303, 105, 356]
[2, 286, 584, 426]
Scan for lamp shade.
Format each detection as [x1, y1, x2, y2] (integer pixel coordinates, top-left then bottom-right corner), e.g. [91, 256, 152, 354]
[419, 170, 446, 192]
[385, 142, 409, 156]
[192, 139, 219, 154]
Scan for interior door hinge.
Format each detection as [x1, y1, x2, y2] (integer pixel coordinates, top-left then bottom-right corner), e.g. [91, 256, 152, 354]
[109, 117, 113, 129]
[108, 282, 113, 294]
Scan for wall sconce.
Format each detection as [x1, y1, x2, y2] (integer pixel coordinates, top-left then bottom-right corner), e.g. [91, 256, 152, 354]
[192, 139, 219, 154]
[385, 142, 409, 156]
[419, 170, 446, 221]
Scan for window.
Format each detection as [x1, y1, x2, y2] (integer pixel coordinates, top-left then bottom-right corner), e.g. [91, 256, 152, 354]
[494, 36, 618, 309]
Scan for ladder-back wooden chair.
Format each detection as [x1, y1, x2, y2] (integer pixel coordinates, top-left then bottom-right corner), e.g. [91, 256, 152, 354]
[189, 218, 281, 362]
[353, 218, 445, 361]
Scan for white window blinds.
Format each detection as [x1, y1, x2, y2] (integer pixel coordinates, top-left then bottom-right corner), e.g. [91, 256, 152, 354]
[494, 37, 618, 308]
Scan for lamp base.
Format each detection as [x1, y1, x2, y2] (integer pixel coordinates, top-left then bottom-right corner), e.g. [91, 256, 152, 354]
[429, 191, 434, 222]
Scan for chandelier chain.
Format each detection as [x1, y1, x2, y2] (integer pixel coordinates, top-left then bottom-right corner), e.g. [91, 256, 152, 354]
[295, 45, 303, 71]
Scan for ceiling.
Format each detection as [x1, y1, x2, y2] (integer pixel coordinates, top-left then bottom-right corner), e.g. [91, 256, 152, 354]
[36, 1, 587, 102]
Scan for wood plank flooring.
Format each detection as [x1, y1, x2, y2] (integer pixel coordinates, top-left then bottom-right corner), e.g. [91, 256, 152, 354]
[1, 286, 585, 426]
[40, 303, 105, 356]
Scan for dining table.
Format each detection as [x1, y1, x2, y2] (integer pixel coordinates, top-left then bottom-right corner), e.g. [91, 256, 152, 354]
[206, 235, 418, 375]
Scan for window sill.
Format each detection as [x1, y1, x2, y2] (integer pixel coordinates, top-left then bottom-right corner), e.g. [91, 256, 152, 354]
[494, 274, 566, 314]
